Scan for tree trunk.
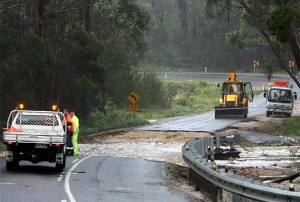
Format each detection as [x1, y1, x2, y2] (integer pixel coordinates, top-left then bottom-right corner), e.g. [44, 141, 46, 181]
[289, 35, 300, 72]
[177, 0, 188, 31]
[85, 0, 91, 32]
[32, 0, 42, 37]
[237, 0, 300, 88]
[32, 0, 49, 37]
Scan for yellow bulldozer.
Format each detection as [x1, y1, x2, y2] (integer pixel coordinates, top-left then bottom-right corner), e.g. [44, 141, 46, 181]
[215, 72, 254, 118]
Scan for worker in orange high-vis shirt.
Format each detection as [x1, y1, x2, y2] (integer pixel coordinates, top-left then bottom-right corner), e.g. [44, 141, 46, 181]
[62, 109, 75, 156]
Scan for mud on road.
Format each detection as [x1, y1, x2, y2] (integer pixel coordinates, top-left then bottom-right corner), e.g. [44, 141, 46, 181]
[0, 114, 298, 200]
[78, 114, 300, 199]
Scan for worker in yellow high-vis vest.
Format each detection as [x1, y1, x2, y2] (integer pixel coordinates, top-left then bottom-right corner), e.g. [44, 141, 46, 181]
[70, 109, 79, 156]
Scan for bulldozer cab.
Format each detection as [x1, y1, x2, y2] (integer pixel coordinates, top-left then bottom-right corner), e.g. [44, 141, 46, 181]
[223, 83, 242, 95]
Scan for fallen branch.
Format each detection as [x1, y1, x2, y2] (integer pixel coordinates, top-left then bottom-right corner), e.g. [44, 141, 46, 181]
[270, 172, 300, 183]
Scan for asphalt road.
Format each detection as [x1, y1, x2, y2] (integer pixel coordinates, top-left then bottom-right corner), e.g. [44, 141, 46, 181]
[1, 72, 299, 202]
[135, 93, 266, 133]
[0, 156, 198, 202]
[135, 73, 299, 132]
[156, 72, 291, 86]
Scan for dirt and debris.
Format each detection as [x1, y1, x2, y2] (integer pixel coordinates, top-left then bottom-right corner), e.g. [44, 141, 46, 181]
[77, 114, 300, 199]
[214, 115, 284, 136]
[78, 130, 215, 200]
[1, 114, 298, 199]
[79, 130, 212, 144]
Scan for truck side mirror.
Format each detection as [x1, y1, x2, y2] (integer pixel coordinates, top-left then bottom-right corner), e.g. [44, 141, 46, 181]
[294, 92, 297, 100]
[217, 84, 220, 88]
[263, 92, 266, 98]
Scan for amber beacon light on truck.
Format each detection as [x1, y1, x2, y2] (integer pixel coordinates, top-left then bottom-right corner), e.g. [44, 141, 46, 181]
[17, 103, 24, 110]
[52, 104, 58, 111]
[16, 103, 59, 111]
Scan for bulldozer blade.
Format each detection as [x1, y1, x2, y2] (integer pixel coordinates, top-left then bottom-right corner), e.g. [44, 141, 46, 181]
[215, 106, 247, 119]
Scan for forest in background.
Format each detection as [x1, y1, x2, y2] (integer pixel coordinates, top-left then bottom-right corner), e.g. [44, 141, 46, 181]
[142, 0, 299, 77]
[142, 0, 262, 72]
[0, 0, 299, 128]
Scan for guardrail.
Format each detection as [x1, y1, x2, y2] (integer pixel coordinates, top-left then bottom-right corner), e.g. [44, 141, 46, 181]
[182, 136, 300, 202]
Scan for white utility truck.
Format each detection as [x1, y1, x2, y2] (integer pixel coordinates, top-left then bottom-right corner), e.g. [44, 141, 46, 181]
[2, 106, 66, 171]
[264, 80, 297, 117]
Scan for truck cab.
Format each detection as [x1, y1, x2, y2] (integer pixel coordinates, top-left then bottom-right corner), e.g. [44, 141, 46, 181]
[264, 81, 297, 117]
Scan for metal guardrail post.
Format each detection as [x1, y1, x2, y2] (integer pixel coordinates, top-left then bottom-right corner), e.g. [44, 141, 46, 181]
[204, 138, 208, 158]
[216, 136, 220, 149]
[210, 138, 214, 161]
[200, 139, 205, 156]
[196, 141, 200, 154]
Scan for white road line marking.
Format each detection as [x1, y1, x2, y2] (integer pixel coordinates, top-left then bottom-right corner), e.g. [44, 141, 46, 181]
[115, 187, 132, 190]
[72, 159, 79, 164]
[58, 174, 63, 182]
[0, 182, 15, 185]
[61, 200, 67, 202]
[64, 156, 90, 202]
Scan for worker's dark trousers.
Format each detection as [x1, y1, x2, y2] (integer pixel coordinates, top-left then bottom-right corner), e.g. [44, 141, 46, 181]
[66, 132, 74, 155]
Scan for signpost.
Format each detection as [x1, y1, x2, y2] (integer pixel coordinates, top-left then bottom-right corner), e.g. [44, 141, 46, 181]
[253, 60, 259, 74]
[288, 60, 295, 72]
[127, 91, 140, 123]
[288, 60, 295, 68]
[128, 104, 140, 112]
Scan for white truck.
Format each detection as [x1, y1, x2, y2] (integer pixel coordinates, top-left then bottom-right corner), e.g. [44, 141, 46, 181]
[2, 108, 67, 171]
[263, 80, 297, 117]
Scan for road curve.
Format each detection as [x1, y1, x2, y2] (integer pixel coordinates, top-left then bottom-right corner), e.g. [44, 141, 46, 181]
[66, 156, 198, 202]
[136, 73, 299, 132]
[1, 72, 298, 202]
[0, 156, 199, 202]
[135, 94, 266, 133]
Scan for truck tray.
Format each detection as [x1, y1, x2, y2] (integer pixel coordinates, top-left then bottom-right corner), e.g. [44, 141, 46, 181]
[3, 132, 65, 144]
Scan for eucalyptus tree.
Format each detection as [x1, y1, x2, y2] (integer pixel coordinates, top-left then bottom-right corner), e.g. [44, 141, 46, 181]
[142, 0, 257, 71]
[0, 0, 151, 121]
[207, 0, 300, 87]
[238, 0, 300, 87]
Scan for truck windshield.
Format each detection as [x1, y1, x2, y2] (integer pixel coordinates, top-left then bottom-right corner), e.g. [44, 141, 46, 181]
[268, 89, 292, 103]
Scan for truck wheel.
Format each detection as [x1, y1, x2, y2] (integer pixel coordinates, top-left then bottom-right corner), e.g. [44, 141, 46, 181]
[6, 158, 19, 171]
[55, 164, 64, 172]
[55, 153, 66, 172]
[286, 113, 291, 117]
[6, 162, 14, 171]
[266, 111, 271, 117]
[243, 108, 247, 118]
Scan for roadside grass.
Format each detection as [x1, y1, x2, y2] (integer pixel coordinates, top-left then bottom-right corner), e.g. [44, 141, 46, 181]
[0, 142, 5, 152]
[0, 80, 264, 150]
[143, 80, 220, 117]
[80, 80, 264, 136]
[165, 162, 189, 184]
[240, 116, 300, 147]
[80, 80, 220, 136]
[270, 117, 300, 136]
